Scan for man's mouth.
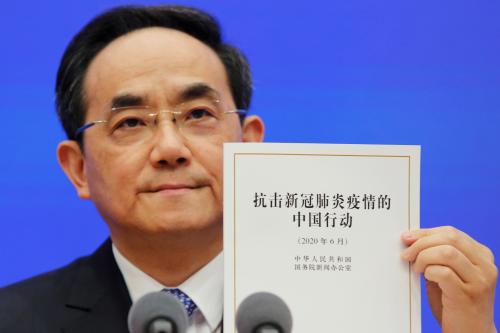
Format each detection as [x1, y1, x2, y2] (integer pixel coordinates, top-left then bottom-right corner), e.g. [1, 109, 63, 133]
[150, 183, 205, 195]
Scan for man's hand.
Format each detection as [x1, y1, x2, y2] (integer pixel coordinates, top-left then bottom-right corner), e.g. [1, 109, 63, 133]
[401, 226, 498, 333]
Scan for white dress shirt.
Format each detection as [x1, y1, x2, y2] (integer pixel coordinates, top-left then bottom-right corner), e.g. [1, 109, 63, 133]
[112, 244, 223, 333]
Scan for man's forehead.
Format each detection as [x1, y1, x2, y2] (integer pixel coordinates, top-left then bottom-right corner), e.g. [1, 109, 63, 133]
[91, 27, 216, 63]
[83, 27, 230, 110]
[85, 27, 225, 84]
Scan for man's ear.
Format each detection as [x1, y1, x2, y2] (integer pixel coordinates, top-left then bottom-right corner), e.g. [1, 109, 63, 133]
[242, 115, 265, 142]
[57, 140, 90, 199]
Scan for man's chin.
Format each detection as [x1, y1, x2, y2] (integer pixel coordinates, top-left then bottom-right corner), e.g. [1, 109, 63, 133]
[136, 213, 222, 234]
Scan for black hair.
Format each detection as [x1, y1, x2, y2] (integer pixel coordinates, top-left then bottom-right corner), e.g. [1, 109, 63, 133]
[55, 5, 252, 143]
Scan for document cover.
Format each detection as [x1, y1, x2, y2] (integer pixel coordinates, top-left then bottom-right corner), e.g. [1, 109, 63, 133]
[224, 143, 421, 332]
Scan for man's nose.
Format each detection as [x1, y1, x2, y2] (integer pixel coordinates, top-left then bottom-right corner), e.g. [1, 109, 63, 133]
[149, 120, 192, 168]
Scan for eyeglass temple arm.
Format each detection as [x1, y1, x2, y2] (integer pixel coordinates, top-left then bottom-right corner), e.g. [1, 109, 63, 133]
[75, 120, 107, 137]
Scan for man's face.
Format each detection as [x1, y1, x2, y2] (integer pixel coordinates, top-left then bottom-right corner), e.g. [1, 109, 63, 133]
[67, 28, 262, 239]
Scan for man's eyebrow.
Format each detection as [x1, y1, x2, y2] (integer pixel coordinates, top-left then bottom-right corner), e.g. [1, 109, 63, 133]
[177, 83, 220, 103]
[110, 94, 146, 109]
[109, 84, 219, 110]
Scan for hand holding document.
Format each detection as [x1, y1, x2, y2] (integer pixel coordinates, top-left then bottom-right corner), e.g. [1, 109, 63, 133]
[224, 143, 421, 333]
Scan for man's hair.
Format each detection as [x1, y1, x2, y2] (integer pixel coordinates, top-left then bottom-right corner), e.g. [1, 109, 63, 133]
[55, 5, 252, 143]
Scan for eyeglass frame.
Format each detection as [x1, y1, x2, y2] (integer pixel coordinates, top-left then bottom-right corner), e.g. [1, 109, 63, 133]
[74, 100, 247, 138]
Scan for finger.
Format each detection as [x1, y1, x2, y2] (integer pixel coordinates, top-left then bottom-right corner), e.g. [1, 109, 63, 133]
[412, 245, 479, 283]
[401, 231, 418, 246]
[401, 226, 490, 266]
[424, 264, 466, 297]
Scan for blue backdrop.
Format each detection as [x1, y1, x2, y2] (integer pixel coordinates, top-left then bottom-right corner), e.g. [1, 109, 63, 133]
[0, 1, 499, 331]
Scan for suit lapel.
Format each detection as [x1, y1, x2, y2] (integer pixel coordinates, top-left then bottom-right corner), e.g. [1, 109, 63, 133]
[62, 239, 132, 333]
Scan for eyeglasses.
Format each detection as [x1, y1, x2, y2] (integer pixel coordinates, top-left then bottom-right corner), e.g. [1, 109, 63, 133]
[75, 99, 246, 145]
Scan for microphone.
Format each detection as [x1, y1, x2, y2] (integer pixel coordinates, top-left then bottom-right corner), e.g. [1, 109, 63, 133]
[128, 291, 189, 333]
[236, 292, 293, 333]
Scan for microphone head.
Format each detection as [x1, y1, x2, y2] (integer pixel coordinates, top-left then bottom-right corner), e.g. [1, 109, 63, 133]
[128, 291, 189, 333]
[236, 291, 293, 333]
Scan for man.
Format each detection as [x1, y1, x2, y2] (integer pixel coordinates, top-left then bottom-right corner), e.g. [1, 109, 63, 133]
[0, 5, 497, 333]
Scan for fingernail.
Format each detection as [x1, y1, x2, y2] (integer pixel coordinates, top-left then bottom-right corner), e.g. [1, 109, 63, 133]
[402, 231, 414, 240]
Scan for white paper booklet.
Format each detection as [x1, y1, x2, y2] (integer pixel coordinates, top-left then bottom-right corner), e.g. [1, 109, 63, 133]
[223, 143, 421, 333]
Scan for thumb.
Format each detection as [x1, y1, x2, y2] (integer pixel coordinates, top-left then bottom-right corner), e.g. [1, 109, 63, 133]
[401, 231, 418, 246]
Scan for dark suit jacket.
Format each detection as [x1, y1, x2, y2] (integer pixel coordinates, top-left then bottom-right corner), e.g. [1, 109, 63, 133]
[0, 239, 132, 332]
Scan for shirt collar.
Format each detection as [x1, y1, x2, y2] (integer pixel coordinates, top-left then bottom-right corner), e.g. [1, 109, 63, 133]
[112, 244, 223, 331]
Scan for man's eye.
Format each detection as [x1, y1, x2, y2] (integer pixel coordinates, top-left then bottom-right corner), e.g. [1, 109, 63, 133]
[187, 108, 214, 120]
[117, 118, 145, 128]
